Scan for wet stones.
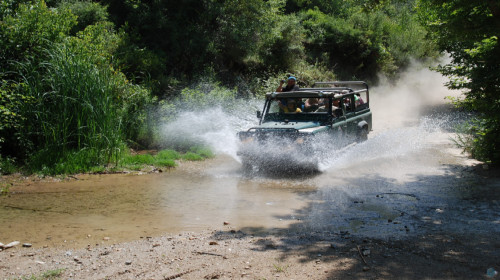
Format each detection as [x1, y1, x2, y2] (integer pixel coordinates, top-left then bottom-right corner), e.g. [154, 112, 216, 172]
[0, 241, 20, 250]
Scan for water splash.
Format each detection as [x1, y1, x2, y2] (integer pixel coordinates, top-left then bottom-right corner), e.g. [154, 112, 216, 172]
[160, 99, 261, 161]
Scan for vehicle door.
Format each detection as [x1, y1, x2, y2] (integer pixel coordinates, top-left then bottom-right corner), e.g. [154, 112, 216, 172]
[345, 93, 371, 135]
[343, 94, 361, 135]
[330, 97, 347, 136]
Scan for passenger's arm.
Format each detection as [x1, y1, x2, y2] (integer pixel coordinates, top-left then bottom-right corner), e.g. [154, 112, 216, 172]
[276, 80, 284, 92]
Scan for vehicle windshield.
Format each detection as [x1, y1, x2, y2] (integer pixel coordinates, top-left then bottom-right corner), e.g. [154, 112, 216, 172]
[263, 97, 331, 122]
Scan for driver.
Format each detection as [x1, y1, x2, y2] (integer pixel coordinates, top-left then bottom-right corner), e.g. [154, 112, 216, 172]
[278, 99, 302, 113]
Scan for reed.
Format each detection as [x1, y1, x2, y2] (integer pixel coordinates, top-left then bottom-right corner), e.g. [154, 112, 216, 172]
[18, 43, 124, 173]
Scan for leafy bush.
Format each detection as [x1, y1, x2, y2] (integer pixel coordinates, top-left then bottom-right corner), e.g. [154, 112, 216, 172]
[300, 9, 380, 80]
[0, 0, 77, 73]
[255, 13, 305, 73]
[0, 1, 155, 173]
[0, 156, 16, 175]
[16, 41, 125, 171]
[0, 0, 77, 158]
[419, 0, 500, 163]
[299, 4, 436, 81]
[453, 117, 500, 164]
[177, 83, 236, 110]
[58, 0, 109, 34]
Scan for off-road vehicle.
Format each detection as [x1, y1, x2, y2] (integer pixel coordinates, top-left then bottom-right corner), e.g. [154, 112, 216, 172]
[237, 81, 372, 170]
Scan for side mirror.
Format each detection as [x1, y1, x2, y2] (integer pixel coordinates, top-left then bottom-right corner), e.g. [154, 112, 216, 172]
[256, 110, 262, 119]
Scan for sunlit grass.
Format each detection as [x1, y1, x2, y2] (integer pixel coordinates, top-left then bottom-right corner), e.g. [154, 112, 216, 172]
[0, 183, 10, 196]
[120, 147, 214, 170]
[20, 268, 65, 280]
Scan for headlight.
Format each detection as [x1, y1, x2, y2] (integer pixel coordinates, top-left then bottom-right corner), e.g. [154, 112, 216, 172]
[241, 136, 254, 143]
[295, 137, 305, 144]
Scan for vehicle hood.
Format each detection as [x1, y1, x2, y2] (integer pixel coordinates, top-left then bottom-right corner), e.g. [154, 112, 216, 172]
[256, 121, 327, 134]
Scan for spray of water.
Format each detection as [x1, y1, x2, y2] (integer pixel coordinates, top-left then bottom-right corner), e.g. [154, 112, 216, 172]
[160, 60, 461, 173]
[315, 60, 463, 171]
[161, 99, 261, 161]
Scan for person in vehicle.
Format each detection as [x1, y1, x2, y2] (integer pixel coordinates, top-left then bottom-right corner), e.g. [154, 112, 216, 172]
[276, 76, 300, 92]
[278, 99, 302, 113]
[315, 98, 330, 112]
[332, 98, 343, 117]
[355, 93, 365, 106]
[315, 97, 342, 116]
[304, 98, 319, 112]
[332, 98, 340, 110]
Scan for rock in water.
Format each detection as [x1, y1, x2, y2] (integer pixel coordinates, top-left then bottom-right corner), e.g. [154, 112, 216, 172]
[4, 241, 20, 249]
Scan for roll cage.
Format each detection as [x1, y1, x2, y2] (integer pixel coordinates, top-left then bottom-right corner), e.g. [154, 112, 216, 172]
[258, 81, 370, 125]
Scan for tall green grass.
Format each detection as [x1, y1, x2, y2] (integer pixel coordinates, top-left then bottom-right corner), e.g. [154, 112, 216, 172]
[17, 43, 124, 173]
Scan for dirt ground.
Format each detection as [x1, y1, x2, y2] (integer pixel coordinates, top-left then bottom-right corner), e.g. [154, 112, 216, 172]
[1, 220, 499, 280]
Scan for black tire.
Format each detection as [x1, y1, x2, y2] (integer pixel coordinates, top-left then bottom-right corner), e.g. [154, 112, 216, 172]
[357, 126, 369, 142]
[241, 158, 253, 172]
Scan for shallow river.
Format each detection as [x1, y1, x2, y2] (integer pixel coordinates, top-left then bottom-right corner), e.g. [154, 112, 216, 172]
[1, 68, 499, 249]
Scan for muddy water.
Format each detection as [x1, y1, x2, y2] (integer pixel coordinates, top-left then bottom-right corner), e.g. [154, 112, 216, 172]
[2, 66, 500, 249]
[2, 130, 498, 250]
[0, 158, 315, 248]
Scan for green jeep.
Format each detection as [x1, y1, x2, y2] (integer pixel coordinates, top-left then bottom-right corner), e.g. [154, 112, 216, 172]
[237, 81, 372, 170]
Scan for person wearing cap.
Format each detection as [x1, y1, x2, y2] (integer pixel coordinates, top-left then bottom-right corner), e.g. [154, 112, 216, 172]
[276, 76, 300, 92]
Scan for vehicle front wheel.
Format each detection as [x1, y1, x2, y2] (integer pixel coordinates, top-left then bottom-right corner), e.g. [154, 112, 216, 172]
[241, 158, 254, 172]
[357, 126, 369, 142]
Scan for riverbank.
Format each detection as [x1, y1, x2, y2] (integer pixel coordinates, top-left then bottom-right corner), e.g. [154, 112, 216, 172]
[1, 225, 499, 280]
[0, 147, 214, 181]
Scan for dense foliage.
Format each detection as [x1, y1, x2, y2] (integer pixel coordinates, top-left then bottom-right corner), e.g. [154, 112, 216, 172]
[418, 0, 500, 163]
[0, 0, 441, 174]
[0, 1, 153, 173]
[101, 0, 436, 94]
